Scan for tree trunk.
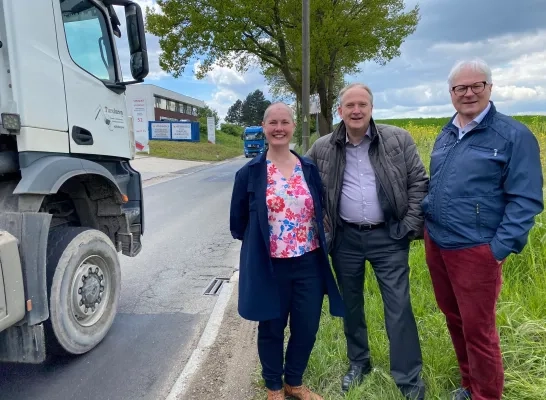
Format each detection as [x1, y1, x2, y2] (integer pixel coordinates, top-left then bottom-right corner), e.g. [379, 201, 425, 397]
[317, 78, 334, 136]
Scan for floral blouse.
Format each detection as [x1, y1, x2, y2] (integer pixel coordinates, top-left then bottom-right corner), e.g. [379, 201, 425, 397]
[266, 159, 320, 258]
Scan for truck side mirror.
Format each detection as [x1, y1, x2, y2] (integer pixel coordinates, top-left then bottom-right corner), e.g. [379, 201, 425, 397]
[125, 3, 149, 81]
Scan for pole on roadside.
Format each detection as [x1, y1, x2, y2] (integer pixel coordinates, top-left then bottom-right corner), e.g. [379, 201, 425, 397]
[301, 0, 310, 154]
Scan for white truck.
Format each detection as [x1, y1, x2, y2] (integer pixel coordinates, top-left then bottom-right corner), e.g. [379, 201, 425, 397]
[0, 0, 149, 363]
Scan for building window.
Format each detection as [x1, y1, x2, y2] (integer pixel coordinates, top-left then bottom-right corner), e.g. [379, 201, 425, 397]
[154, 97, 164, 109]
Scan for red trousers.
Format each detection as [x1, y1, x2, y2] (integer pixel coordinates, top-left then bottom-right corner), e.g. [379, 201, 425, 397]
[424, 229, 504, 400]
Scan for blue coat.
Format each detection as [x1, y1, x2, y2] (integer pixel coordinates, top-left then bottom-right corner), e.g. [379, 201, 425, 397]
[229, 151, 345, 321]
[422, 101, 544, 260]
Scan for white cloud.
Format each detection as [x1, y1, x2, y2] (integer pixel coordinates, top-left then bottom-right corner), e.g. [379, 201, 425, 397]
[194, 60, 246, 86]
[192, 58, 273, 122]
[494, 86, 546, 102]
[114, 0, 546, 121]
[132, 0, 162, 18]
[353, 27, 546, 119]
[371, 104, 455, 120]
[113, 3, 168, 82]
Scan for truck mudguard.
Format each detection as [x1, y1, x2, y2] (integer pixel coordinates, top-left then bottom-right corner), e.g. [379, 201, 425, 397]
[13, 156, 123, 199]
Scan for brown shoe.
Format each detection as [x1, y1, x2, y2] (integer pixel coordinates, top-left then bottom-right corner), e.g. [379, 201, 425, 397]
[284, 384, 323, 400]
[267, 388, 285, 400]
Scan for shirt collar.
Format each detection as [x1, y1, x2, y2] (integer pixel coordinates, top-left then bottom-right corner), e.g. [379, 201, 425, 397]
[345, 125, 371, 144]
[453, 102, 491, 129]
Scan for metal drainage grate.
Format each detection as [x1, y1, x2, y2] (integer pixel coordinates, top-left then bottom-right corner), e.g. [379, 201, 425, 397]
[203, 277, 230, 296]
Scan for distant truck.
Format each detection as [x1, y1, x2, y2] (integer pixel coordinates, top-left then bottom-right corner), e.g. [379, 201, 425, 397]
[243, 126, 268, 158]
[0, 0, 149, 363]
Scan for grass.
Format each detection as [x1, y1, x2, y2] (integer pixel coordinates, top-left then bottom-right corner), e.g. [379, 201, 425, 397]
[144, 131, 244, 161]
[258, 115, 546, 399]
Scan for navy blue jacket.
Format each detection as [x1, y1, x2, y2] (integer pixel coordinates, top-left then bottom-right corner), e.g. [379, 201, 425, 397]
[229, 151, 345, 321]
[422, 102, 544, 261]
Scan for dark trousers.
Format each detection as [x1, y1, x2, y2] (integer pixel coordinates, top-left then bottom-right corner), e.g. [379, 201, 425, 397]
[257, 249, 324, 390]
[424, 229, 504, 400]
[331, 222, 425, 398]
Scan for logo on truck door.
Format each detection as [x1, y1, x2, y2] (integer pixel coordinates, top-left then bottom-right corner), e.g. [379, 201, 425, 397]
[95, 105, 126, 131]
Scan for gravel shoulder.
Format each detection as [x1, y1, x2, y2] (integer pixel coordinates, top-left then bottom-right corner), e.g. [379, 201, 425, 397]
[182, 281, 260, 400]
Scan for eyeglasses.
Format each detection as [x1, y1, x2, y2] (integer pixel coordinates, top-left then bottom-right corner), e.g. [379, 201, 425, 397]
[451, 81, 489, 96]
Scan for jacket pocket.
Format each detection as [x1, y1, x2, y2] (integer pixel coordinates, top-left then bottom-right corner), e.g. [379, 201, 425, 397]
[445, 197, 487, 242]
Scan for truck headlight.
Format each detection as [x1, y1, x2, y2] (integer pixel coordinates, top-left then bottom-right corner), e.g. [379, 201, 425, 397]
[1, 113, 21, 133]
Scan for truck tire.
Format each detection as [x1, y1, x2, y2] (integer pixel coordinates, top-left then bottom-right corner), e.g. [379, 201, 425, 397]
[45, 227, 121, 355]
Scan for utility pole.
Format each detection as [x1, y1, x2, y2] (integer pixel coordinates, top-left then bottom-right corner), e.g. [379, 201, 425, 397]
[301, 0, 310, 154]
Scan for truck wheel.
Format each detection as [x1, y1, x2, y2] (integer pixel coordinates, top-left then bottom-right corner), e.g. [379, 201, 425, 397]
[46, 227, 121, 355]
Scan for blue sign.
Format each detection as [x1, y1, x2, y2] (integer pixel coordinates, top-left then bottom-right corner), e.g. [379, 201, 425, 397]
[148, 121, 200, 142]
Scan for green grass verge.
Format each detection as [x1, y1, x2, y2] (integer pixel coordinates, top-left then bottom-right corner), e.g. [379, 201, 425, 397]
[255, 115, 546, 400]
[144, 131, 244, 162]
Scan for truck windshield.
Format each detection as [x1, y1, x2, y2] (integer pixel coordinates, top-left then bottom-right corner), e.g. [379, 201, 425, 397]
[244, 133, 264, 140]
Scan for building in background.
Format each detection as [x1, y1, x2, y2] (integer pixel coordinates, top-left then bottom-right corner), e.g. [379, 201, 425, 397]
[125, 84, 205, 152]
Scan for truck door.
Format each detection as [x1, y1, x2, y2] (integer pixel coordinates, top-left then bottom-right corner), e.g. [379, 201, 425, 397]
[54, 0, 131, 159]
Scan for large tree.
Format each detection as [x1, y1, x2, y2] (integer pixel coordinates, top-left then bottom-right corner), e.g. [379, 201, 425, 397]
[240, 89, 271, 126]
[146, 0, 419, 135]
[225, 90, 271, 126]
[225, 99, 243, 125]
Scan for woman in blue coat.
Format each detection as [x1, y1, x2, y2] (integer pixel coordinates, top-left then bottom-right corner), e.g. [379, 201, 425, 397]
[229, 102, 344, 400]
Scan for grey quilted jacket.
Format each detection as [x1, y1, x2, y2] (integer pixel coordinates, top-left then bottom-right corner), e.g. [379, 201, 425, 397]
[304, 119, 429, 252]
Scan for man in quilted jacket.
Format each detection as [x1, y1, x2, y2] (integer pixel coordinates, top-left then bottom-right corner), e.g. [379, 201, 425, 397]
[305, 83, 429, 399]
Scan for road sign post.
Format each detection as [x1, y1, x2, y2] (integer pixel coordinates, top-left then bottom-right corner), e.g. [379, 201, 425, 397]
[301, 0, 310, 154]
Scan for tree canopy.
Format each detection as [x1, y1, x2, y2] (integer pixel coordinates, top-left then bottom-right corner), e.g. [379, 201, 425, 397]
[225, 90, 271, 126]
[146, 0, 419, 135]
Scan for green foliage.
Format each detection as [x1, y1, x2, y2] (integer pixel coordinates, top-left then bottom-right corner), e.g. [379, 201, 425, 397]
[148, 131, 242, 161]
[145, 0, 420, 134]
[196, 103, 220, 136]
[220, 122, 244, 137]
[241, 90, 272, 126]
[225, 99, 243, 125]
[198, 103, 219, 124]
[225, 90, 271, 126]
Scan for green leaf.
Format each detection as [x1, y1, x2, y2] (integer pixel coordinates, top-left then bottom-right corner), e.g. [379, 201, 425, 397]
[146, 0, 419, 134]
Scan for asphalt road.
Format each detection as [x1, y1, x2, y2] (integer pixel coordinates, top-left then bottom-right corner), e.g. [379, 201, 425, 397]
[0, 157, 248, 400]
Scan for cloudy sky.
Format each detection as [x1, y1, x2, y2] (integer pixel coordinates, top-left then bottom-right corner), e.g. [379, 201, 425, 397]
[115, 0, 546, 122]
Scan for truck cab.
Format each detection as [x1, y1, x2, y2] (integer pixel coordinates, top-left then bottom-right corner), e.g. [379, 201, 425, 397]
[243, 126, 267, 158]
[0, 0, 149, 363]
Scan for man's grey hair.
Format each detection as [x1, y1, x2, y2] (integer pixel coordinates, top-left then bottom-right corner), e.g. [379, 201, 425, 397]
[448, 58, 493, 87]
[263, 101, 295, 122]
[338, 83, 374, 106]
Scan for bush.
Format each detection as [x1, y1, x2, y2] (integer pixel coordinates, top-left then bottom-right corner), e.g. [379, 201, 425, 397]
[220, 123, 244, 137]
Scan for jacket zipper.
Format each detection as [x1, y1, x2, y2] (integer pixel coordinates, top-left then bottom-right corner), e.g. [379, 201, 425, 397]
[476, 203, 481, 237]
[431, 138, 460, 221]
[331, 146, 345, 238]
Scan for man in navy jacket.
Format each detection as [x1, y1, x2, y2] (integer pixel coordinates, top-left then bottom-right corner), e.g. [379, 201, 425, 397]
[422, 58, 543, 400]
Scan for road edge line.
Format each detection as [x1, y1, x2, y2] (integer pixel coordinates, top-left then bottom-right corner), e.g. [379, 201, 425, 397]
[165, 262, 240, 400]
